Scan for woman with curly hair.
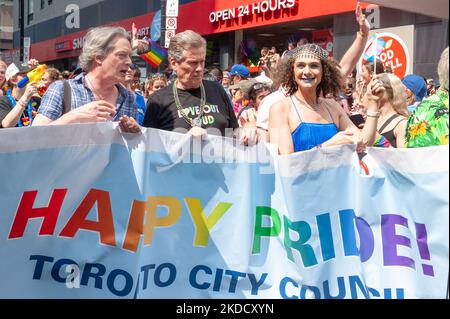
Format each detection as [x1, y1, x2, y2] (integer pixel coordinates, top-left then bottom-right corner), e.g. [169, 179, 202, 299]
[269, 44, 383, 154]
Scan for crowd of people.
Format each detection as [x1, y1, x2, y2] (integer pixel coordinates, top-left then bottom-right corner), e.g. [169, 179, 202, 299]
[0, 3, 448, 152]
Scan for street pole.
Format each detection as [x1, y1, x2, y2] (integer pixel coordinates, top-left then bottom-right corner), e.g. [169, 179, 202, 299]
[160, 0, 166, 48]
[19, 0, 25, 63]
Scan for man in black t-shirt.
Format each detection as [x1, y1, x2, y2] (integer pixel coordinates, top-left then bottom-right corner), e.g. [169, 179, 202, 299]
[144, 78, 238, 136]
[142, 30, 240, 138]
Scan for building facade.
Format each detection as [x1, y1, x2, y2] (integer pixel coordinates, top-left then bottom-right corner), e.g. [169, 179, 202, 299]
[0, 0, 14, 63]
[7, 0, 449, 80]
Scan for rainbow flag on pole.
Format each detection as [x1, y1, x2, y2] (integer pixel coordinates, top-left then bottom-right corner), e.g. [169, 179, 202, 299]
[363, 34, 386, 61]
[140, 40, 167, 69]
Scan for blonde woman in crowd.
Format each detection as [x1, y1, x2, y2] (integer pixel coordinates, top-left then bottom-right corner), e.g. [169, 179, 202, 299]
[370, 73, 409, 148]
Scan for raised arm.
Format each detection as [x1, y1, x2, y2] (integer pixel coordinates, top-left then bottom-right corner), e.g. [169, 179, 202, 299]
[337, 77, 384, 147]
[339, 2, 370, 78]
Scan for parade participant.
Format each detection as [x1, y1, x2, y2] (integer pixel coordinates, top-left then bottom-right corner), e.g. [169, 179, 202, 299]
[121, 64, 146, 125]
[38, 67, 61, 96]
[269, 44, 381, 154]
[402, 74, 427, 113]
[220, 70, 232, 102]
[0, 64, 39, 128]
[150, 73, 167, 92]
[0, 60, 7, 96]
[426, 78, 436, 96]
[258, 47, 270, 68]
[222, 71, 231, 88]
[357, 59, 385, 101]
[281, 41, 296, 60]
[237, 82, 272, 140]
[32, 26, 138, 132]
[142, 30, 240, 138]
[40, 68, 61, 88]
[269, 46, 281, 69]
[406, 47, 449, 147]
[255, 2, 372, 137]
[229, 79, 257, 117]
[371, 73, 409, 148]
[229, 64, 250, 85]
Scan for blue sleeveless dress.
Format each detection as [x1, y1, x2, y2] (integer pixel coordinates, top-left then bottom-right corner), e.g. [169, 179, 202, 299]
[290, 97, 339, 152]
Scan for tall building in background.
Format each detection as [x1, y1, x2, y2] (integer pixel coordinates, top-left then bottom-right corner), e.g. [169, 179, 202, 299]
[0, 0, 13, 63]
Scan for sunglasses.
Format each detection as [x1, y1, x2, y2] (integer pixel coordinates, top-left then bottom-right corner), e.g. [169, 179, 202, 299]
[251, 83, 267, 91]
[130, 64, 138, 70]
[152, 73, 165, 79]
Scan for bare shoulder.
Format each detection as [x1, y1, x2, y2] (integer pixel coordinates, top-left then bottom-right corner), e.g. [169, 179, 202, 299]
[270, 97, 291, 114]
[396, 116, 408, 129]
[322, 97, 346, 115]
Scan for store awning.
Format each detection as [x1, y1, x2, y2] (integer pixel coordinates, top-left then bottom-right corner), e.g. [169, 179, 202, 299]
[364, 0, 449, 19]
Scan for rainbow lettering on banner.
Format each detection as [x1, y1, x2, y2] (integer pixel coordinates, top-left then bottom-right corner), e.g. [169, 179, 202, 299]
[140, 40, 167, 68]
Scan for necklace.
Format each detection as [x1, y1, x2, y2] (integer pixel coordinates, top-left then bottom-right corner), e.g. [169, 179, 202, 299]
[85, 75, 107, 100]
[293, 93, 321, 111]
[172, 80, 206, 127]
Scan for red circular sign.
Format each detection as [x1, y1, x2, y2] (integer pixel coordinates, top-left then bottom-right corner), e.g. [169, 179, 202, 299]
[362, 33, 410, 79]
[167, 18, 176, 27]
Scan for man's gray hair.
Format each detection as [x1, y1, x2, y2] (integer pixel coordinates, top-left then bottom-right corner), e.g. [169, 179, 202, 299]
[78, 26, 131, 72]
[168, 30, 206, 63]
[438, 47, 449, 91]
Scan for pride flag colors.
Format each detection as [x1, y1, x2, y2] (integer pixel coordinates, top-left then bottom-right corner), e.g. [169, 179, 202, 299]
[140, 40, 167, 68]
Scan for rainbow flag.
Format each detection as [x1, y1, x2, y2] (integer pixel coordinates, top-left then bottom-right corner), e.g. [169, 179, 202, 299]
[363, 34, 386, 61]
[140, 40, 167, 69]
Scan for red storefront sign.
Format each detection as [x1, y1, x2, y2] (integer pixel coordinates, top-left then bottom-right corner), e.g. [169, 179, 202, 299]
[55, 41, 73, 53]
[30, 0, 359, 63]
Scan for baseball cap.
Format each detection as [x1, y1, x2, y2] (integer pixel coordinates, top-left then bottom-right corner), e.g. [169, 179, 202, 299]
[402, 75, 427, 102]
[229, 64, 250, 78]
[229, 79, 257, 95]
[5, 63, 31, 81]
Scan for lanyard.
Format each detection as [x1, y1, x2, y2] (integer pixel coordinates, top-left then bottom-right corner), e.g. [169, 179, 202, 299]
[6, 91, 34, 127]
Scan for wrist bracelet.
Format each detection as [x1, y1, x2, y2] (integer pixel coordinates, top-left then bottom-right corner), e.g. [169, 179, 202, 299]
[17, 100, 27, 108]
[358, 31, 368, 38]
[366, 110, 381, 118]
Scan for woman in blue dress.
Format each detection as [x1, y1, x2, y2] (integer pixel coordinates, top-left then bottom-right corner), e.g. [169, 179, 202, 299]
[269, 44, 384, 154]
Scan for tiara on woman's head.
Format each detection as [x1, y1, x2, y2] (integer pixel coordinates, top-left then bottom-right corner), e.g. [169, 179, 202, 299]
[291, 44, 329, 61]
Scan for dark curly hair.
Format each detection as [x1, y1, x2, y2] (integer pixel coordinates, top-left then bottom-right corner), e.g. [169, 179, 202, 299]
[279, 55, 344, 98]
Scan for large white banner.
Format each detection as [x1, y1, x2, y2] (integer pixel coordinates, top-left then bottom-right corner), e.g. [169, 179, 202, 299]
[0, 123, 448, 299]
